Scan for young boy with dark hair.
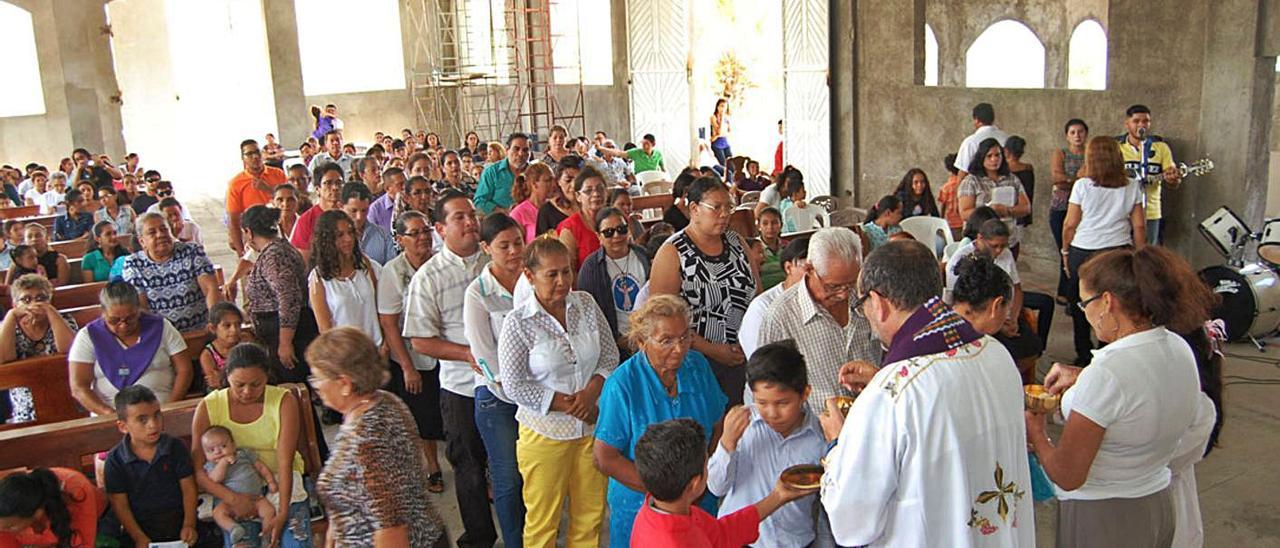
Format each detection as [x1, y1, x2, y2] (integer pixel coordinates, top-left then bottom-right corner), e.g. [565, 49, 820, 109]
[104, 385, 198, 546]
[630, 417, 815, 547]
[708, 340, 827, 547]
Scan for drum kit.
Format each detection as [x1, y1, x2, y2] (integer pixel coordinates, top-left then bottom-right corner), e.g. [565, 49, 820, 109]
[1198, 206, 1280, 348]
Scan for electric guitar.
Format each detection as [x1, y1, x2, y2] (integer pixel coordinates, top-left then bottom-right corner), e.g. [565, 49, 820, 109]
[1135, 158, 1214, 187]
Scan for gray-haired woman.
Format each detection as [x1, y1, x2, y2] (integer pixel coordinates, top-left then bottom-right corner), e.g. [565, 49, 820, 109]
[0, 274, 78, 423]
[120, 212, 219, 333]
[67, 280, 192, 416]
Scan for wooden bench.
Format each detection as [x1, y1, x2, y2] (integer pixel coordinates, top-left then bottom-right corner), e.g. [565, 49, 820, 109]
[2, 264, 224, 308]
[0, 205, 40, 219]
[17, 214, 57, 229]
[633, 193, 674, 221]
[0, 383, 326, 539]
[0, 331, 213, 431]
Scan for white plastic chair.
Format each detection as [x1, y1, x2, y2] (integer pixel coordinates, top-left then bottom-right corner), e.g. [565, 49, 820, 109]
[636, 170, 669, 186]
[941, 242, 963, 263]
[900, 216, 955, 259]
[642, 180, 672, 195]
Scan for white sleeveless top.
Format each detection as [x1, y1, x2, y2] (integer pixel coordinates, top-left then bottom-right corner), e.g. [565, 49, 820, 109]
[310, 262, 382, 346]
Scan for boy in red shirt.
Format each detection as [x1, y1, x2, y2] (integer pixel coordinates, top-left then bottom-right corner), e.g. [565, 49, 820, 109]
[629, 418, 816, 547]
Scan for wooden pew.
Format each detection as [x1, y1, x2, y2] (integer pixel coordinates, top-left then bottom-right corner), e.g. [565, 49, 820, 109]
[633, 193, 674, 221]
[2, 263, 224, 309]
[50, 238, 88, 259]
[0, 331, 215, 431]
[20, 214, 57, 229]
[0, 205, 40, 219]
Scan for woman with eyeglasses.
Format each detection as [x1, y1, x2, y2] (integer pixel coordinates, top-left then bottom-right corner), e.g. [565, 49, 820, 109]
[557, 166, 609, 269]
[1060, 136, 1146, 366]
[591, 295, 729, 548]
[1026, 246, 1216, 548]
[649, 175, 757, 406]
[0, 274, 78, 423]
[577, 207, 650, 354]
[67, 280, 192, 417]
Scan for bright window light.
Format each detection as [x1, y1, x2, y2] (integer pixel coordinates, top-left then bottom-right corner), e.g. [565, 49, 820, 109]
[965, 20, 1045, 89]
[551, 0, 613, 85]
[1068, 20, 1107, 90]
[296, 0, 406, 95]
[924, 23, 938, 86]
[0, 2, 46, 117]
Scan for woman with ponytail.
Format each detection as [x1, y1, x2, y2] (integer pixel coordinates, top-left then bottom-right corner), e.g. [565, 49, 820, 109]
[0, 467, 104, 548]
[1025, 245, 1218, 548]
[509, 162, 555, 242]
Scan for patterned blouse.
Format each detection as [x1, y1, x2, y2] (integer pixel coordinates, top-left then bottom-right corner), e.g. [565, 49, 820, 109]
[1052, 148, 1084, 211]
[317, 391, 447, 546]
[244, 239, 307, 329]
[670, 229, 757, 345]
[8, 313, 79, 423]
[432, 174, 478, 198]
[121, 242, 214, 332]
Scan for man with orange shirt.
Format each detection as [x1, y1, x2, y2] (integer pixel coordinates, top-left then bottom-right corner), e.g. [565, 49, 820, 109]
[226, 139, 286, 255]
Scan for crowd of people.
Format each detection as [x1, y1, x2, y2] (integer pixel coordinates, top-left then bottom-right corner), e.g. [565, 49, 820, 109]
[0, 98, 1226, 548]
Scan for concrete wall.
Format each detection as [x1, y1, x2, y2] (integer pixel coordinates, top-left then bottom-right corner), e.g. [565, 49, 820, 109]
[0, 0, 124, 167]
[850, 0, 1274, 272]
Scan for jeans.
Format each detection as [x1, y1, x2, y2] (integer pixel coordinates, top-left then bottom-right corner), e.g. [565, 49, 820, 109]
[222, 499, 315, 548]
[712, 144, 732, 167]
[1146, 218, 1162, 245]
[474, 386, 524, 548]
[440, 389, 498, 547]
[1049, 208, 1069, 298]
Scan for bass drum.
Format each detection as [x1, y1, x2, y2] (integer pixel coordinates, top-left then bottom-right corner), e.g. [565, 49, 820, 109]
[1199, 264, 1280, 341]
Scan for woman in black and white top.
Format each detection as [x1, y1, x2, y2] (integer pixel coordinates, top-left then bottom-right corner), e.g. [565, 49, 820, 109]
[650, 175, 757, 405]
[577, 207, 651, 354]
[1061, 136, 1146, 366]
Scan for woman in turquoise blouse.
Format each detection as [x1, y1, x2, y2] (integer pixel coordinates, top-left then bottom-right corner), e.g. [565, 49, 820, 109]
[80, 221, 130, 283]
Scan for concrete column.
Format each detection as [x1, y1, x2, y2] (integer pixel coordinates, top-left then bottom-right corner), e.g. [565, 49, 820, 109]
[829, 0, 856, 203]
[50, 0, 125, 157]
[262, 0, 309, 146]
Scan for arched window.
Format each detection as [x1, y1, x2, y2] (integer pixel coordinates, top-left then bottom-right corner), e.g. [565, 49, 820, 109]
[924, 23, 938, 86]
[551, 0, 612, 85]
[1068, 20, 1107, 90]
[0, 2, 45, 117]
[964, 20, 1044, 89]
[295, 0, 406, 95]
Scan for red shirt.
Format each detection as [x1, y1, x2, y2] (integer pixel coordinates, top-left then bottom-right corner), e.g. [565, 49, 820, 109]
[289, 203, 327, 250]
[630, 495, 760, 548]
[557, 212, 600, 267]
[0, 468, 105, 548]
[226, 166, 286, 215]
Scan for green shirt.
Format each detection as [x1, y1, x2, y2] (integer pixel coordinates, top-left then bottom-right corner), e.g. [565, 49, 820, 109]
[626, 148, 665, 174]
[82, 250, 124, 282]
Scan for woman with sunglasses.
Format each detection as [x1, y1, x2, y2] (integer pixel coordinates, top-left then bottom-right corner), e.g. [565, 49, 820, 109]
[577, 207, 650, 354]
[649, 175, 757, 405]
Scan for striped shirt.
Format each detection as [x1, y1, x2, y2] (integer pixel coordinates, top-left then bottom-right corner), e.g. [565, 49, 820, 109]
[402, 246, 489, 396]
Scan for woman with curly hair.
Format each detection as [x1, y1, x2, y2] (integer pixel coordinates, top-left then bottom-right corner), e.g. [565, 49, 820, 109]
[308, 210, 382, 347]
[894, 168, 940, 218]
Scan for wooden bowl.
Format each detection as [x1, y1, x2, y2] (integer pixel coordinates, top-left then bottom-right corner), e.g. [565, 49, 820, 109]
[1024, 385, 1060, 414]
[780, 464, 824, 490]
[828, 395, 855, 416]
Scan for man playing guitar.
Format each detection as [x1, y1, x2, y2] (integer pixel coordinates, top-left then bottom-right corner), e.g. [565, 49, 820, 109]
[1117, 104, 1182, 244]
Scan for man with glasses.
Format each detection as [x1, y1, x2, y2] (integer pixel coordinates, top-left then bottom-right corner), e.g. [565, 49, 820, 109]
[757, 227, 880, 412]
[290, 163, 344, 261]
[131, 170, 164, 215]
[227, 139, 286, 256]
[473, 132, 531, 214]
[818, 240, 1033, 547]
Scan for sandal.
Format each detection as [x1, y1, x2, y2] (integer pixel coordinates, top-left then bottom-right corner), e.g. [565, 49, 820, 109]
[427, 471, 444, 493]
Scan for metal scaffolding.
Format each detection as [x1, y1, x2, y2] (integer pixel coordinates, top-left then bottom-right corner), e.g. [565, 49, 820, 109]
[408, 0, 586, 148]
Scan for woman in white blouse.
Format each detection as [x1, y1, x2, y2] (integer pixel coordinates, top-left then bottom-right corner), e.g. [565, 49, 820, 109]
[1026, 246, 1216, 548]
[308, 210, 381, 346]
[461, 213, 529, 545]
[498, 237, 619, 547]
[1060, 136, 1146, 366]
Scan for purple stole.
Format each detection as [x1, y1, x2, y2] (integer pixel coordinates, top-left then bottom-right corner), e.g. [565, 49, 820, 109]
[87, 312, 165, 391]
[881, 296, 983, 365]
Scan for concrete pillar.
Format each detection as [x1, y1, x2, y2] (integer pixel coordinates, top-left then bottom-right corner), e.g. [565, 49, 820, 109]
[262, 0, 309, 146]
[49, 0, 125, 157]
[829, 0, 856, 202]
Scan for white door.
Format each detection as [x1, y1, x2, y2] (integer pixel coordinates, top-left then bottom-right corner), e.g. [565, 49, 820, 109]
[626, 0, 691, 174]
[782, 0, 830, 197]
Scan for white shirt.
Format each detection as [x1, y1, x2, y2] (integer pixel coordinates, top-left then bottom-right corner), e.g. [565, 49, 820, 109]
[945, 242, 1020, 302]
[760, 184, 782, 208]
[1170, 392, 1215, 548]
[68, 317, 188, 410]
[953, 125, 1010, 171]
[376, 253, 437, 371]
[783, 202, 820, 232]
[403, 245, 489, 396]
[310, 263, 382, 347]
[462, 267, 528, 402]
[176, 221, 203, 248]
[1058, 327, 1200, 501]
[821, 336, 1034, 547]
[498, 291, 619, 440]
[25, 188, 63, 214]
[739, 283, 786, 359]
[1067, 177, 1144, 250]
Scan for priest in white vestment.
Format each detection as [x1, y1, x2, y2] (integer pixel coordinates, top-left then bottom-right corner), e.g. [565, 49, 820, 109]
[819, 240, 1035, 547]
